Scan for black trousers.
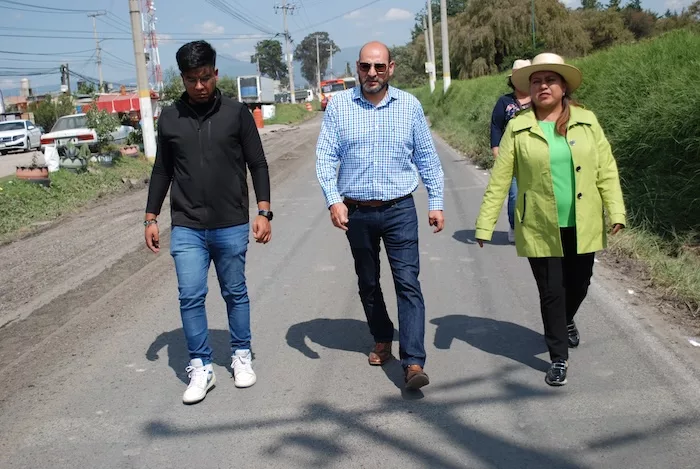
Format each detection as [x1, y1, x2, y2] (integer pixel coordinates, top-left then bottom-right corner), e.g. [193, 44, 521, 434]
[528, 227, 595, 362]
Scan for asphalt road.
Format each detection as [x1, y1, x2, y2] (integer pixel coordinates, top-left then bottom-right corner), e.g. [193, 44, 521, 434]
[1, 117, 699, 469]
[0, 149, 44, 177]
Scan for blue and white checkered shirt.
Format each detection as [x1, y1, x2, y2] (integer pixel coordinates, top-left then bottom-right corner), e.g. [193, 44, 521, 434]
[315, 85, 445, 210]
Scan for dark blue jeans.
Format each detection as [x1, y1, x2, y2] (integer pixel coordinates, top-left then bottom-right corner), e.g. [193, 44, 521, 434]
[345, 195, 426, 368]
[508, 177, 517, 230]
[170, 224, 251, 365]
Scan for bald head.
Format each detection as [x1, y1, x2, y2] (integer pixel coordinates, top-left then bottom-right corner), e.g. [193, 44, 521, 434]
[359, 41, 392, 63]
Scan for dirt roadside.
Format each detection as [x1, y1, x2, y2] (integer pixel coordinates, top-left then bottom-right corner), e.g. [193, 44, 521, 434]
[0, 118, 321, 336]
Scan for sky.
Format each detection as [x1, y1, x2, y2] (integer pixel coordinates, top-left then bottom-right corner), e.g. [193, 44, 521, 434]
[0, 0, 693, 94]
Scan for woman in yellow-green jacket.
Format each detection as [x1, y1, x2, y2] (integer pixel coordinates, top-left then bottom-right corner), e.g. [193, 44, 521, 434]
[475, 53, 626, 387]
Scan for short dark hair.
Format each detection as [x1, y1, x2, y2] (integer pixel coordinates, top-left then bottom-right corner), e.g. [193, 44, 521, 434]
[176, 40, 216, 73]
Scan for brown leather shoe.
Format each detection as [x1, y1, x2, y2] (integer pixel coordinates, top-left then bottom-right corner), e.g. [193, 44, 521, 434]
[368, 342, 392, 366]
[404, 365, 429, 390]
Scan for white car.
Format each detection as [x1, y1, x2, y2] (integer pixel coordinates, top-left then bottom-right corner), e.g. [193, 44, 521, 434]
[40, 113, 134, 154]
[0, 120, 42, 155]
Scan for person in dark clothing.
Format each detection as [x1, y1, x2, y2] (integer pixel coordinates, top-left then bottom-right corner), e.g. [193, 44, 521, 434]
[144, 40, 272, 404]
[490, 59, 531, 243]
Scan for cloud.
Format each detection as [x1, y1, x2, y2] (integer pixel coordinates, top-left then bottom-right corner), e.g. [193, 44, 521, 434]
[1, 78, 18, 89]
[559, 0, 578, 7]
[196, 21, 225, 35]
[382, 8, 412, 21]
[343, 10, 363, 20]
[234, 51, 253, 61]
[157, 33, 175, 45]
[665, 0, 691, 9]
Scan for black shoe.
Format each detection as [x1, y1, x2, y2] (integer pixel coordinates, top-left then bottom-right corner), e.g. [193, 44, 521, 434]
[545, 360, 568, 386]
[567, 321, 580, 348]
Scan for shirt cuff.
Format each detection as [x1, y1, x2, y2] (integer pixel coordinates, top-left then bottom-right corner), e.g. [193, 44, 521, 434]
[326, 193, 343, 208]
[428, 198, 443, 211]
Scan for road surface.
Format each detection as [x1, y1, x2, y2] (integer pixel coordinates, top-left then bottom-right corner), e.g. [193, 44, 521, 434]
[1, 117, 698, 469]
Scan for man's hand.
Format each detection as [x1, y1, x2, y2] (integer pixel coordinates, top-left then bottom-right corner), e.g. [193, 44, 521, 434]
[145, 223, 160, 253]
[330, 202, 349, 231]
[428, 210, 444, 233]
[253, 216, 272, 244]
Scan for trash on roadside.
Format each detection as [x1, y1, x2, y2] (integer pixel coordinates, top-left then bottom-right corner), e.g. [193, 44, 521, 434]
[627, 289, 635, 295]
[689, 338, 700, 347]
[44, 146, 60, 172]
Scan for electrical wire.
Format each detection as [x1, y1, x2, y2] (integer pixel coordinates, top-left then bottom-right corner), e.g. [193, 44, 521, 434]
[292, 0, 386, 33]
[204, 0, 277, 35]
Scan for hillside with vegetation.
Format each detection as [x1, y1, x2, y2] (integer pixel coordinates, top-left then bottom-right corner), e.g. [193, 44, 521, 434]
[403, 19, 700, 310]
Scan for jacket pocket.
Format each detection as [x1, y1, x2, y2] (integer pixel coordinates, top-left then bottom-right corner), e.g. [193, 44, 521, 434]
[520, 192, 527, 223]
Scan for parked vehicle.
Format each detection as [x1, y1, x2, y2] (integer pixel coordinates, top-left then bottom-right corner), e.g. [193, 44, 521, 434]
[320, 77, 357, 111]
[237, 75, 278, 105]
[40, 113, 134, 155]
[0, 119, 41, 155]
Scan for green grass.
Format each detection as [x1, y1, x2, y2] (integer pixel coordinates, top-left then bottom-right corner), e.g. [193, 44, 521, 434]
[408, 29, 700, 310]
[265, 102, 320, 125]
[0, 156, 153, 241]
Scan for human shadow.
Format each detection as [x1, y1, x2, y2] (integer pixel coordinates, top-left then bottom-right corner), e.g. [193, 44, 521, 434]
[430, 314, 550, 372]
[286, 318, 422, 399]
[146, 328, 239, 384]
[453, 229, 511, 246]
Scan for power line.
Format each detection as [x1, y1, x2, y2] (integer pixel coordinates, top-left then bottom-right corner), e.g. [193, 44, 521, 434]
[292, 0, 385, 33]
[0, 33, 272, 41]
[204, 0, 277, 35]
[0, 1, 97, 14]
[0, 49, 95, 56]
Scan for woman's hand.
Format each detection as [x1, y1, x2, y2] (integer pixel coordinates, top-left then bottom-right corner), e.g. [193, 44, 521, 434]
[477, 239, 485, 248]
[611, 224, 624, 235]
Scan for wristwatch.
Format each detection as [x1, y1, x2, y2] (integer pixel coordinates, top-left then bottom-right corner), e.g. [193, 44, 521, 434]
[258, 210, 273, 221]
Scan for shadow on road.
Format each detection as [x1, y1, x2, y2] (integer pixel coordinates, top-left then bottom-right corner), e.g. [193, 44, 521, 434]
[453, 229, 511, 246]
[143, 368, 590, 469]
[286, 318, 422, 398]
[431, 314, 550, 372]
[146, 328, 236, 384]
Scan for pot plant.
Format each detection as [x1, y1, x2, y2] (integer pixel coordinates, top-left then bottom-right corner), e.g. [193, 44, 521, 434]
[16, 151, 50, 186]
[59, 141, 88, 173]
[86, 106, 120, 167]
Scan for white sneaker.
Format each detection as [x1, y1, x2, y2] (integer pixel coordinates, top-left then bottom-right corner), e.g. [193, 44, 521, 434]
[182, 358, 216, 404]
[231, 349, 257, 388]
[508, 227, 515, 244]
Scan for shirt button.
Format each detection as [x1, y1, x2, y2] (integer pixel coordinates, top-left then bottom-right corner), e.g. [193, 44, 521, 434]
[576, 166, 581, 172]
[577, 193, 583, 199]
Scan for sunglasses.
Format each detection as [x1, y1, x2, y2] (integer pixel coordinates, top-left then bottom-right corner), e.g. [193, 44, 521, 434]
[358, 62, 388, 74]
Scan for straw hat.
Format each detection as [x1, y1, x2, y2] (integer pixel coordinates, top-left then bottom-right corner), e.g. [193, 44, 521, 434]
[507, 59, 531, 77]
[511, 53, 582, 93]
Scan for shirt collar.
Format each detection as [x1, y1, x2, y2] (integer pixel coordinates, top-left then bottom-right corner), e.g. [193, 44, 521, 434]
[352, 84, 397, 107]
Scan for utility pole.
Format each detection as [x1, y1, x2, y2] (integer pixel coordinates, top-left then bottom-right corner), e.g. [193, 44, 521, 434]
[531, 0, 536, 51]
[426, 0, 436, 93]
[87, 11, 106, 92]
[129, 0, 156, 161]
[439, 0, 451, 92]
[274, 1, 296, 103]
[327, 44, 335, 78]
[315, 35, 321, 95]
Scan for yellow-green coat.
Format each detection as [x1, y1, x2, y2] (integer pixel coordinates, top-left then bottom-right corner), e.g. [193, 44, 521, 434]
[475, 106, 626, 258]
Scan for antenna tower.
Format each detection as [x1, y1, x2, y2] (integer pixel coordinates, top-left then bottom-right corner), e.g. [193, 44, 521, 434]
[141, 0, 163, 92]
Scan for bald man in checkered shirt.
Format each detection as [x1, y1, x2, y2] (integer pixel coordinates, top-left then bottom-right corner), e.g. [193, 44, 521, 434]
[316, 41, 445, 391]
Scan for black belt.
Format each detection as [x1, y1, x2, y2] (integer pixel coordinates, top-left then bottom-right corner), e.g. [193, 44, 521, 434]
[343, 193, 412, 208]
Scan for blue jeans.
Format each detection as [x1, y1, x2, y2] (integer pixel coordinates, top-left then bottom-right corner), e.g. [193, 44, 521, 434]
[345, 195, 426, 368]
[170, 224, 250, 365]
[508, 177, 517, 230]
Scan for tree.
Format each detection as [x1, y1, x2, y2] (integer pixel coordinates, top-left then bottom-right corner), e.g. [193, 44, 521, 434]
[251, 39, 288, 87]
[390, 45, 426, 88]
[626, 0, 642, 10]
[623, 8, 656, 39]
[581, 0, 601, 9]
[217, 75, 238, 99]
[77, 82, 95, 95]
[607, 0, 622, 9]
[412, 0, 468, 40]
[28, 94, 75, 131]
[293, 32, 340, 87]
[576, 8, 634, 49]
[161, 66, 184, 104]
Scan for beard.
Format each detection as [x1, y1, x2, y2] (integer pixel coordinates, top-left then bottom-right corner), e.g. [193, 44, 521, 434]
[361, 76, 389, 95]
